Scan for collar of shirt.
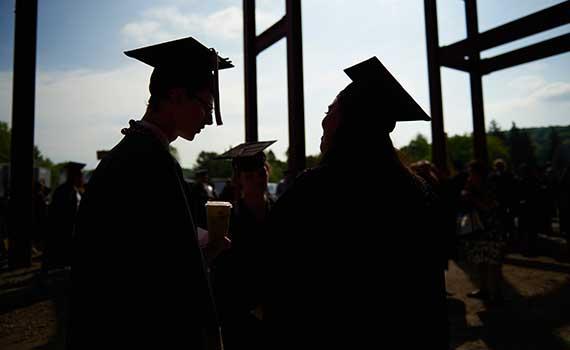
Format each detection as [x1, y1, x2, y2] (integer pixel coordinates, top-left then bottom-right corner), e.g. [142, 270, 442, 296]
[138, 120, 170, 149]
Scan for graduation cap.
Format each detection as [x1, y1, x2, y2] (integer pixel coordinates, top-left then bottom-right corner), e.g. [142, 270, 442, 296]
[62, 162, 86, 179]
[124, 37, 234, 125]
[64, 162, 86, 171]
[342, 57, 430, 131]
[218, 141, 276, 172]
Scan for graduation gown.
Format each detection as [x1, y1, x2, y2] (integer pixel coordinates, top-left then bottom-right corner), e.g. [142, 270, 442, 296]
[263, 160, 448, 349]
[44, 182, 79, 269]
[74, 128, 219, 349]
[210, 198, 271, 349]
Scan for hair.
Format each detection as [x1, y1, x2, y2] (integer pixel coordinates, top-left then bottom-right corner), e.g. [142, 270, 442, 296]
[320, 82, 401, 170]
[147, 67, 213, 112]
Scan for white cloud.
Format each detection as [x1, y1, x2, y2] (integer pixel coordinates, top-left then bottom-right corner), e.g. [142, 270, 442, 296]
[0, 62, 248, 170]
[121, 21, 171, 46]
[491, 76, 570, 113]
[203, 7, 242, 39]
[121, 5, 281, 45]
[532, 82, 570, 102]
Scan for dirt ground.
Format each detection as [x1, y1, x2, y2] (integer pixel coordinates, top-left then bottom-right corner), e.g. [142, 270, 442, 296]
[0, 238, 569, 350]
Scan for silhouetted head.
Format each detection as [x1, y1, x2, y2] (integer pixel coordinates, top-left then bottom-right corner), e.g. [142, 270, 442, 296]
[125, 37, 233, 141]
[320, 57, 431, 165]
[493, 158, 507, 173]
[63, 162, 85, 188]
[218, 141, 276, 199]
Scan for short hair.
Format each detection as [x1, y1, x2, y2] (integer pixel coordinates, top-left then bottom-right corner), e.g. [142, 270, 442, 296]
[147, 67, 213, 111]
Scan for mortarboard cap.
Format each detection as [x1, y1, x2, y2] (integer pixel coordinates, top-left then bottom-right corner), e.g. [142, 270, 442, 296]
[343, 57, 431, 129]
[218, 141, 276, 172]
[64, 162, 86, 171]
[124, 37, 234, 125]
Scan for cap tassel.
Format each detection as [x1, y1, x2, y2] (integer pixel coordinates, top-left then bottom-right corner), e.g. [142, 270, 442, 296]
[211, 48, 223, 125]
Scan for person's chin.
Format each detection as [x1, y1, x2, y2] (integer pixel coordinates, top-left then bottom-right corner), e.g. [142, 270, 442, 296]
[181, 133, 196, 141]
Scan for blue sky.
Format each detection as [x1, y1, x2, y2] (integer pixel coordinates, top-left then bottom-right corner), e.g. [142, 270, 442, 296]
[1, 0, 569, 169]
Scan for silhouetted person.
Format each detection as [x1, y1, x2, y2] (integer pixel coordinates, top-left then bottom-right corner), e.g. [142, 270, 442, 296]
[559, 166, 570, 256]
[211, 141, 276, 350]
[190, 168, 217, 229]
[462, 160, 506, 305]
[262, 57, 448, 349]
[412, 160, 456, 294]
[74, 37, 233, 349]
[218, 179, 239, 204]
[487, 158, 517, 242]
[275, 169, 293, 198]
[33, 179, 50, 255]
[43, 162, 84, 272]
[516, 163, 541, 255]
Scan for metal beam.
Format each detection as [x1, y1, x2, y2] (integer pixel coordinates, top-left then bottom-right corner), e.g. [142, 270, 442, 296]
[9, 0, 38, 269]
[424, 0, 448, 173]
[256, 16, 287, 54]
[286, 0, 306, 175]
[441, 1, 570, 59]
[439, 52, 471, 73]
[481, 33, 570, 74]
[243, 0, 258, 142]
[465, 0, 488, 166]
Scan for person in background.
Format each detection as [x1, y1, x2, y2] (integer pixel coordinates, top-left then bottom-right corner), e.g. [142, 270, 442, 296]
[463, 160, 506, 305]
[43, 162, 85, 272]
[190, 168, 218, 229]
[211, 140, 276, 350]
[276, 169, 294, 198]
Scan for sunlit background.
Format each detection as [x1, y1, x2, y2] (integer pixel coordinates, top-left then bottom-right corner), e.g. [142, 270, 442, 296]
[0, 0, 568, 170]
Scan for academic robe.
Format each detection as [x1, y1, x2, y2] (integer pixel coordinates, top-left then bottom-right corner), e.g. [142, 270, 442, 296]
[74, 129, 219, 349]
[44, 182, 79, 269]
[263, 160, 448, 349]
[210, 198, 272, 349]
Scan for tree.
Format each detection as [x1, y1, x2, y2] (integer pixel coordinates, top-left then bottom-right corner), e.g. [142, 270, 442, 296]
[547, 127, 561, 165]
[306, 154, 322, 169]
[509, 122, 536, 169]
[447, 134, 473, 171]
[488, 119, 507, 143]
[487, 135, 509, 164]
[0, 121, 54, 167]
[266, 150, 287, 182]
[192, 151, 232, 179]
[399, 134, 431, 163]
[0, 121, 11, 163]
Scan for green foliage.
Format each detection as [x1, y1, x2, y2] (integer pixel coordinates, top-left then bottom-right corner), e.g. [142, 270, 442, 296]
[0, 122, 11, 163]
[399, 134, 431, 163]
[487, 135, 510, 164]
[192, 151, 232, 179]
[266, 150, 287, 182]
[447, 134, 473, 171]
[306, 154, 322, 169]
[509, 122, 536, 168]
[0, 120, 54, 168]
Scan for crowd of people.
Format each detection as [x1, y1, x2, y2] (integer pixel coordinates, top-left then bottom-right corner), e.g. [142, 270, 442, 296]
[410, 157, 569, 305]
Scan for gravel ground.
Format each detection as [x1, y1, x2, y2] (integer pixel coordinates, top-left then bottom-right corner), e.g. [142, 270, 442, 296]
[0, 240, 568, 349]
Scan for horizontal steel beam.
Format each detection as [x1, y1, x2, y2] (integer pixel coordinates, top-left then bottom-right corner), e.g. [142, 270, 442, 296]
[441, 1, 569, 58]
[256, 16, 287, 54]
[480, 33, 570, 74]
